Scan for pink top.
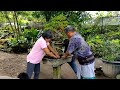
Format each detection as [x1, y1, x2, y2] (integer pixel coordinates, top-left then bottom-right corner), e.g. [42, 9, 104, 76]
[27, 36, 49, 64]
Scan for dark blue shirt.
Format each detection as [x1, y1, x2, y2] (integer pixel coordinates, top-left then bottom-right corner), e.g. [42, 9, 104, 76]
[67, 32, 92, 57]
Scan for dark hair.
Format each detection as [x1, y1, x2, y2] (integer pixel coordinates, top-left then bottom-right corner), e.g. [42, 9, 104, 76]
[17, 72, 29, 79]
[64, 25, 75, 33]
[42, 30, 53, 39]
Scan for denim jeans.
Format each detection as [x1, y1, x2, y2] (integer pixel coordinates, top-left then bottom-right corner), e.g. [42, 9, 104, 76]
[26, 62, 40, 79]
[68, 56, 77, 74]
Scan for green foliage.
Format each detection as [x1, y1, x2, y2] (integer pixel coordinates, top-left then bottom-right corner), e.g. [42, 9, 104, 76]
[87, 33, 120, 62]
[39, 11, 62, 21]
[7, 36, 27, 47]
[1, 11, 120, 58]
[18, 19, 29, 26]
[102, 40, 120, 61]
[0, 12, 6, 23]
[21, 28, 39, 42]
[82, 13, 120, 62]
[32, 11, 42, 18]
[44, 14, 69, 41]
[87, 35, 104, 57]
[6, 28, 39, 53]
[7, 36, 28, 53]
[44, 14, 69, 31]
[104, 31, 120, 40]
[67, 11, 91, 27]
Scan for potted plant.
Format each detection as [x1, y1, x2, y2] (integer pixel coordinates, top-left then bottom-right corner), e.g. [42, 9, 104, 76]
[100, 40, 120, 78]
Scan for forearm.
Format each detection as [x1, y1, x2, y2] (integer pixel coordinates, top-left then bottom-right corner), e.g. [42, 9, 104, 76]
[43, 48, 56, 58]
[48, 45, 58, 55]
[52, 50, 58, 56]
[47, 52, 56, 58]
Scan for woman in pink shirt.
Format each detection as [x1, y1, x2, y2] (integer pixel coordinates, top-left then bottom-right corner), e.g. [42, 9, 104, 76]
[26, 30, 60, 79]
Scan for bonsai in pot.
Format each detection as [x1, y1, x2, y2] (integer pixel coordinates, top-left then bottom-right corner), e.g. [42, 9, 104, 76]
[100, 40, 120, 78]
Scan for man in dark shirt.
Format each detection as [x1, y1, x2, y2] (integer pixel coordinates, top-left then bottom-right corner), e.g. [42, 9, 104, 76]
[62, 25, 95, 79]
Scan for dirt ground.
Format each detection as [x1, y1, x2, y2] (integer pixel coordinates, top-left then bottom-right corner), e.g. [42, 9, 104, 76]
[0, 51, 111, 79]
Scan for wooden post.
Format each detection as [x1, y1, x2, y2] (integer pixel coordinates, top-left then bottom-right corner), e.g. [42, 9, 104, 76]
[53, 66, 61, 79]
[43, 55, 72, 79]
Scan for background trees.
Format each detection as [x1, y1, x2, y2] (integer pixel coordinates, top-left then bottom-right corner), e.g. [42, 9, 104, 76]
[0, 11, 120, 61]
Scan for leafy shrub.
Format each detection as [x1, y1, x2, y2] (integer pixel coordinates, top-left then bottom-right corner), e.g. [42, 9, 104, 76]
[7, 36, 28, 53]
[21, 28, 39, 42]
[6, 28, 39, 53]
[102, 40, 120, 61]
[44, 14, 69, 41]
[104, 31, 120, 40]
[87, 35, 104, 57]
[87, 35, 120, 62]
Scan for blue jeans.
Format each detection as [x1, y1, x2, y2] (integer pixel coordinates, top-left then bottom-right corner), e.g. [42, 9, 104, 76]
[26, 62, 40, 79]
[68, 56, 77, 74]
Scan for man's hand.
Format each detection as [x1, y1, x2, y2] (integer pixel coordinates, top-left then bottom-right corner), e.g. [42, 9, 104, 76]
[61, 51, 70, 59]
[61, 55, 67, 59]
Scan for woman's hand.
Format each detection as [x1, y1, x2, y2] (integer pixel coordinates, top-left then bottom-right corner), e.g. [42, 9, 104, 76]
[52, 55, 58, 59]
[55, 54, 60, 58]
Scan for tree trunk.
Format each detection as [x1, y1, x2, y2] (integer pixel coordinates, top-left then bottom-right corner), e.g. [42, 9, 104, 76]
[13, 11, 21, 39]
[2, 11, 16, 38]
[12, 12, 17, 38]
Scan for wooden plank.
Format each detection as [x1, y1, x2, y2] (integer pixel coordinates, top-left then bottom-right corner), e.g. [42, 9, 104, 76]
[52, 58, 72, 67]
[43, 56, 72, 67]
